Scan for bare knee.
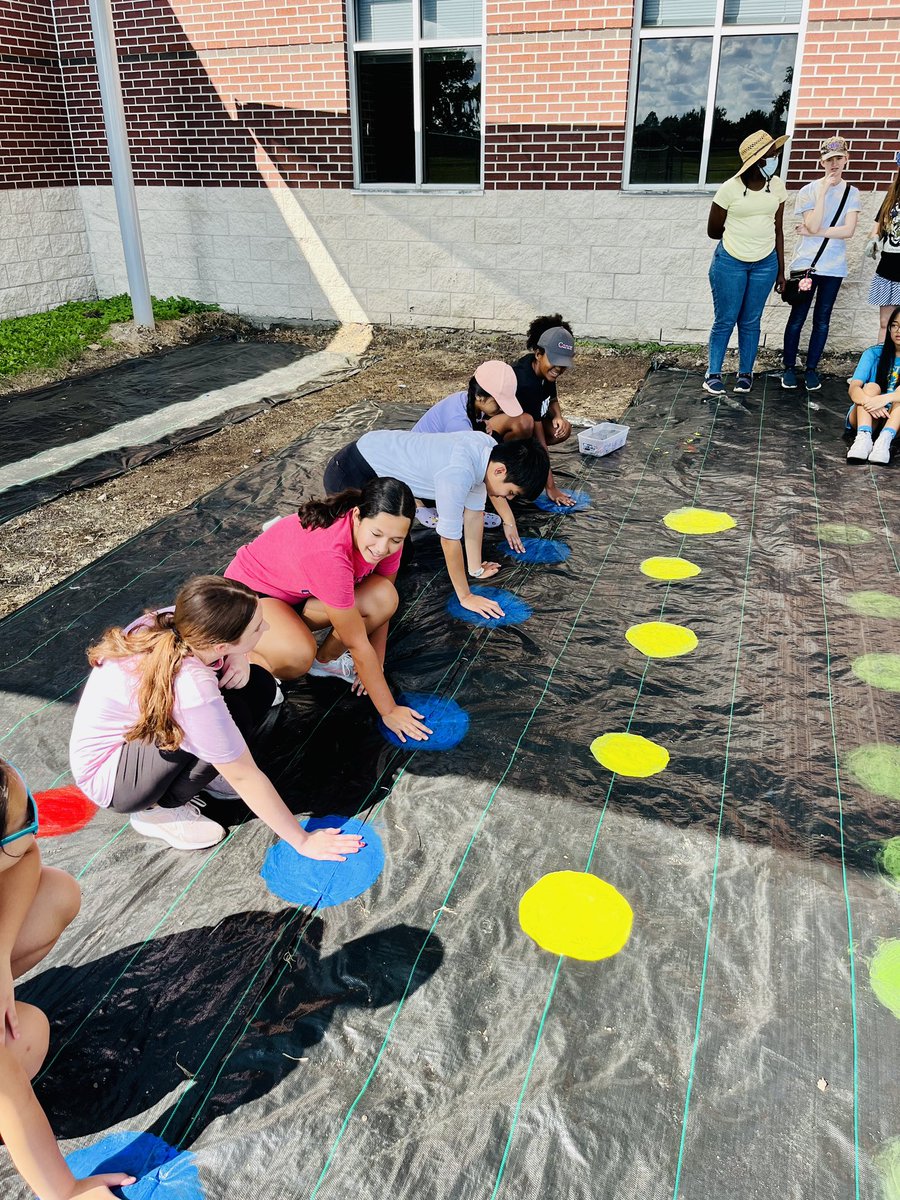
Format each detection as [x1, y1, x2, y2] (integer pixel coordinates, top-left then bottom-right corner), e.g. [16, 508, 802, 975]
[276, 643, 317, 681]
[40, 868, 81, 944]
[506, 413, 534, 441]
[863, 382, 883, 398]
[14, 1003, 49, 1079]
[358, 577, 399, 622]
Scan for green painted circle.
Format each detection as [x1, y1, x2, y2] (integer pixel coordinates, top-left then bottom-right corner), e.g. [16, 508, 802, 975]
[879, 837, 900, 889]
[815, 522, 873, 546]
[846, 591, 900, 619]
[874, 1138, 900, 1200]
[845, 745, 900, 801]
[869, 938, 900, 1019]
[852, 653, 900, 692]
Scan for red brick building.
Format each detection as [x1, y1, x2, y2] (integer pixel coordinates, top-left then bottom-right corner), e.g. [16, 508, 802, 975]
[2, 0, 898, 347]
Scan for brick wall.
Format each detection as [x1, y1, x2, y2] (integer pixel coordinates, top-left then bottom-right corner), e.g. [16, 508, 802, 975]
[0, 0, 77, 187]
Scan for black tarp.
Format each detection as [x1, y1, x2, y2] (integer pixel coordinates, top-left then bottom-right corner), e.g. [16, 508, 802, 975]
[0, 338, 358, 524]
[0, 374, 897, 1200]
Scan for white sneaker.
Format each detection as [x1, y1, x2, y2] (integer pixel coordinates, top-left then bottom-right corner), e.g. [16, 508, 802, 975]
[203, 774, 240, 800]
[868, 431, 894, 465]
[847, 431, 873, 461]
[130, 803, 226, 850]
[483, 512, 501, 528]
[307, 650, 356, 683]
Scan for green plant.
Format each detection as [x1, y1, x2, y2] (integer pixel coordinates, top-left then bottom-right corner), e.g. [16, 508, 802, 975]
[0, 294, 219, 377]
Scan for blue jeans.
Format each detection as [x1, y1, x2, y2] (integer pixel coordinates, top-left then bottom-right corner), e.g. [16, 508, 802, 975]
[707, 243, 779, 376]
[782, 274, 843, 370]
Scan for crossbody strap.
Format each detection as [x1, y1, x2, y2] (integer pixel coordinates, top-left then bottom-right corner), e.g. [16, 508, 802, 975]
[807, 183, 851, 271]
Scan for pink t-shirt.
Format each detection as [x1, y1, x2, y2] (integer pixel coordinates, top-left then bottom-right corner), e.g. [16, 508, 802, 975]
[224, 511, 402, 608]
[69, 616, 247, 809]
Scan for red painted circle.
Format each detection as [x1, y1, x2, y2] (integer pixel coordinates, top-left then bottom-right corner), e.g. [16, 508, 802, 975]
[34, 785, 96, 838]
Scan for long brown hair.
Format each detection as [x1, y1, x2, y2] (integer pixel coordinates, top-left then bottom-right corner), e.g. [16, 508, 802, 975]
[876, 171, 900, 238]
[88, 575, 258, 751]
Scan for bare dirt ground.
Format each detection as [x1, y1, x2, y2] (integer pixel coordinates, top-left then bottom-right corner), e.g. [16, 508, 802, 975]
[0, 315, 862, 619]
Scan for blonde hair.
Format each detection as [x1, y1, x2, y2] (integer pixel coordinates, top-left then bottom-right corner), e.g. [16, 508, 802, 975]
[876, 172, 900, 238]
[88, 575, 258, 751]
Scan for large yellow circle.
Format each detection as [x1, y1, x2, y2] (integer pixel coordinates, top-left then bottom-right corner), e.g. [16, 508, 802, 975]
[519, 871, 633, 961]
[626, 621, 698, 658]
[590, 732, 670, 777]
[663, 507, 736, 535]
[640, 556, 701, 581]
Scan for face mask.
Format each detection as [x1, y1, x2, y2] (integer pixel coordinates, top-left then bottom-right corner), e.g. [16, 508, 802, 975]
[759, 156, 779, 179]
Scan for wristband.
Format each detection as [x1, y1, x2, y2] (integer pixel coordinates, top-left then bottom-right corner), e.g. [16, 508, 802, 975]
[469, 566, 485, 579]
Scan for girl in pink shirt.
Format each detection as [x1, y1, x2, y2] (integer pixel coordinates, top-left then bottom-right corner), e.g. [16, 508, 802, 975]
[70, 575, 363, 859]
[225, 478, 432, 745]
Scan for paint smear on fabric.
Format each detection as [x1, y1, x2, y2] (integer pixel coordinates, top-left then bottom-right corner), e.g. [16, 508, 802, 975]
[34, 784, 96, 837]
[845, 745, 900, 801]
[640, 556, 701, 581]
[846, 591, 900, 619]
[500, 536, 571, 565]
[519, 870, 633, 961]
[663, 507, 736, 535]
[626, 621, 698, 658]
[879, 837, 900, 890]
[65, 1132, 203, 1200]
[815, 522, 873, 546]
[874, 1138, 900, 1200]
[869, 939, 900, 1019]
[446, 586, 533, 628]
[590, 732, 670, 778]
[379, 692, 469, 751]
[533, 489, 591, 514]
[261, 816, 384, 908]
[852, 653, 900, 692]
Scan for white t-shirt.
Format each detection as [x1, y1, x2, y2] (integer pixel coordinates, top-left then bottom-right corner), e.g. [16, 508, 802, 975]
[791, 181, 860, 277]
[357, 429, 493, 540]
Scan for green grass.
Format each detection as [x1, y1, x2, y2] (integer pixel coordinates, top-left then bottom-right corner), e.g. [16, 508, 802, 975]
[578, 337, 703, 356]
[0, 294, 220, 377]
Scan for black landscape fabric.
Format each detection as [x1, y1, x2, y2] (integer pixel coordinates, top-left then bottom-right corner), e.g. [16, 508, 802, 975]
[0, 373, 897, 1200]
[0, 338, 357, 524]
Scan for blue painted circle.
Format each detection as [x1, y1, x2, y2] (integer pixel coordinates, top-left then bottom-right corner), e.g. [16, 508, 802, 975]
[446, 586, 533, 628]
[261, 815, 384, 908]
[533, 489, 591, 513]
[500, 537, 571, 565]
[65, 1132, 202, 1200]
[378, 691, 470, 751]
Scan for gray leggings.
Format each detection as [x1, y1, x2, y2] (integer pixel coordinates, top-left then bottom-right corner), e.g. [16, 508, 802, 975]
[110, 665, 276, 813]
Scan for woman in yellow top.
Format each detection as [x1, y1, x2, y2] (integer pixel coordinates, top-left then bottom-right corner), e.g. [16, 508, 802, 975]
[703, 130, 789, 396]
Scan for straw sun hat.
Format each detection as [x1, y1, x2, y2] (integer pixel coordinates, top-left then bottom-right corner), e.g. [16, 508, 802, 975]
[732, 129, 790, 177]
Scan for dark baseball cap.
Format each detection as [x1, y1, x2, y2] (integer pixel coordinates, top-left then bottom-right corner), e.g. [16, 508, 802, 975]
[537, 327, 575, 367]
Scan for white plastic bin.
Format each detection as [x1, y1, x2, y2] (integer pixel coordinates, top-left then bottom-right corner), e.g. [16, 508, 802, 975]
[577, 421, 629, 458]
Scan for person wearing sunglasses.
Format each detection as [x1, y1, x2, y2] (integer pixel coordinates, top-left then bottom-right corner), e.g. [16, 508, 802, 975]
[0, 758, 136, 1199]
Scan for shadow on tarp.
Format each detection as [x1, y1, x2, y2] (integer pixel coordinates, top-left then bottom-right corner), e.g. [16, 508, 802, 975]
[0, 337, 359, 524]
[21, 912, 443, 1148]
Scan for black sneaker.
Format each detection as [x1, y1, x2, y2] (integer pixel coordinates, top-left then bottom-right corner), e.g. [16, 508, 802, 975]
[732, 374, 753, 393]
[702, 374, 725, 396]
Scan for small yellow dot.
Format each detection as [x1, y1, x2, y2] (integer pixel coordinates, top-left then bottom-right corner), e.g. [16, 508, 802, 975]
[663, 507, 736, 535]
[519, 871, 633, 961]
[591, 732, 670, 777]
[626, 621, 698, 658]
[640, 556, 702, 581]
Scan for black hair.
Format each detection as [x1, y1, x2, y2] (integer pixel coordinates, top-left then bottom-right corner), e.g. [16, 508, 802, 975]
[875, 305, 900, 393]
[488, 439, 550, 501]
[465, 375, 492, 428]
[526, 313, 574, 352]
[297, 476, 415, 531]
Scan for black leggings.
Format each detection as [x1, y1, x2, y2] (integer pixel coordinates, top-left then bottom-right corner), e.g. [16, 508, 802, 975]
[323, 440, 377, 494]
[110, 666, 276, 813]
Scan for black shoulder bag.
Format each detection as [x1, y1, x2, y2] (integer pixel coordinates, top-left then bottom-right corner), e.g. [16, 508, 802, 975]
[782, 183, 851, 305]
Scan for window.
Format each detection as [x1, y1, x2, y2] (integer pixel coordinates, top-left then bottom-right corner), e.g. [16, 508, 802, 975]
[350, 0, 484, 188]
[626, 0, 802, 188]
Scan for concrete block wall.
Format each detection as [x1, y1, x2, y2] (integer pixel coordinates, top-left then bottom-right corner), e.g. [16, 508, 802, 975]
[81, 184, 883, 351]
[0, 188, 96, 318]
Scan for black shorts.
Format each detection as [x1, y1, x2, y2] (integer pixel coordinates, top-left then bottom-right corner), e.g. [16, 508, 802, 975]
[323, 440, 378, 494]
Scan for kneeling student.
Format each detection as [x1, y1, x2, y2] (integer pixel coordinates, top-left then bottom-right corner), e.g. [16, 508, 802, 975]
[846, 303, 900, 463]
[0, 758, 136, 1200]
[70, 575, 365, 856]
[225, 478, 431, 744]
[323, 431, 549, 621]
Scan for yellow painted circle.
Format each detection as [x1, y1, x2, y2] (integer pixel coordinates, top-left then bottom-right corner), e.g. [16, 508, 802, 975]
[519, 871, 633, 961]
[663, 507, 736, 535]
[640, 556, 702, 581]
[590, 732, 670, 777]
[626, 621, 698, 658]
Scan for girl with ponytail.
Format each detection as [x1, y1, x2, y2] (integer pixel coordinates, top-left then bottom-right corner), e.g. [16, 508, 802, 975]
[225, 478, 432, 744]
[69, 576, 363, 858]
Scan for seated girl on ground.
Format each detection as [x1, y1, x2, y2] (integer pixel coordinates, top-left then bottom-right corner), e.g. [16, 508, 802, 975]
[411, 361, 526, 550]
[0, 758, 134, 1200]
[69, 575, 365, 855]
[846, 303, 900, 464]
[225, 478, 432, 744]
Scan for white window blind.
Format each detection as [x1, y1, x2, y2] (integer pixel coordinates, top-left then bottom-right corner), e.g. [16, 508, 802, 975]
[421, 0, 482, 39]
[355, 0, 413, 41]
[723, 0, 802, 22]
[642, 0, 716, 26]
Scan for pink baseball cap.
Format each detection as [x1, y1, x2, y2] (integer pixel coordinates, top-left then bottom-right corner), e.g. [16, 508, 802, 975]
[474, 360, 522, 416]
